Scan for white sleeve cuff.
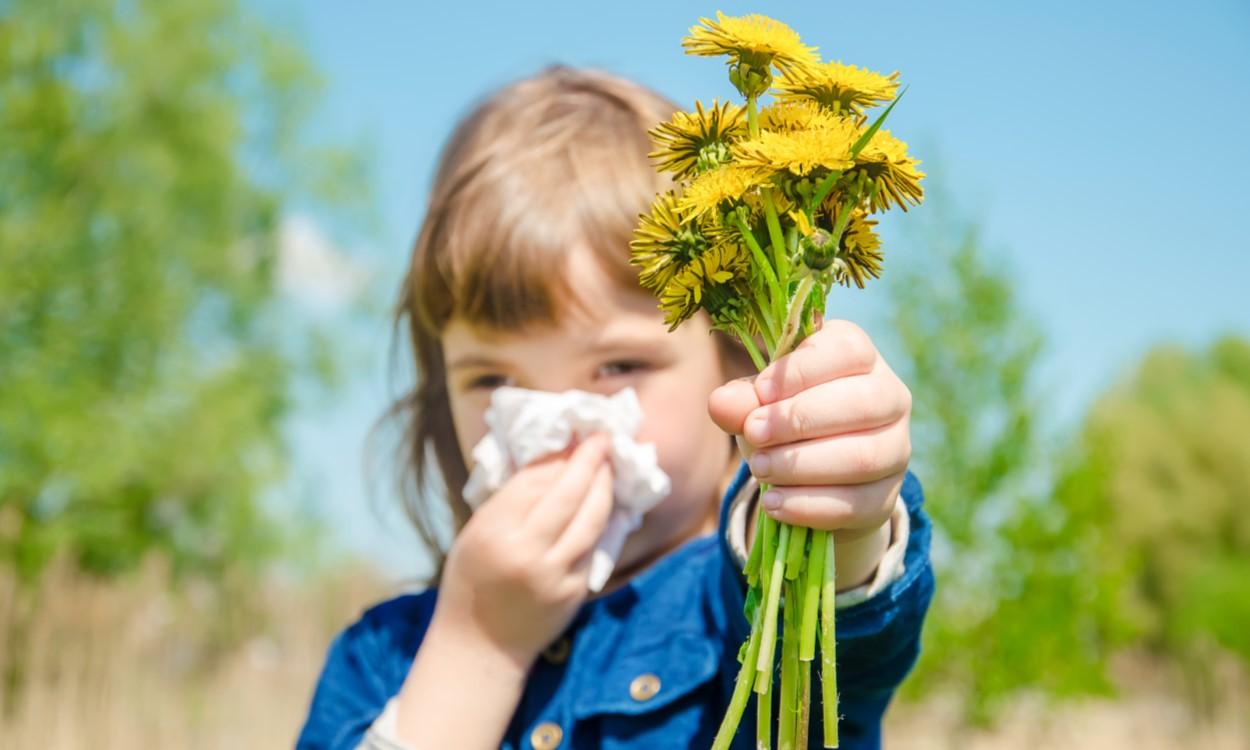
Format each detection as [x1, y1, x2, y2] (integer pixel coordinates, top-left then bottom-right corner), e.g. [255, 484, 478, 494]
[725, 474, 909, 609]
[357, 697, 414, 750]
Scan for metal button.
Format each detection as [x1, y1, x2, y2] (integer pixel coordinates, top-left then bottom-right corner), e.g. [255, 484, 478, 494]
[541, 636, 571, 664]
[530, 721, 563, 750]
[629, 672, 662, 702]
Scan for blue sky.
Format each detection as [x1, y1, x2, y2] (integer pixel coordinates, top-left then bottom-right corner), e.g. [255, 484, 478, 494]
[258, 1, 1250, 577]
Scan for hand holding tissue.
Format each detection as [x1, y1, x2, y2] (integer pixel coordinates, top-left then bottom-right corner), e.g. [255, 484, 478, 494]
[462, 386, 672, 592]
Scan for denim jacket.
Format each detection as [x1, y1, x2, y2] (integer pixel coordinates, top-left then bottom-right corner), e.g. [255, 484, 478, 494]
[296, 461, 934, 750]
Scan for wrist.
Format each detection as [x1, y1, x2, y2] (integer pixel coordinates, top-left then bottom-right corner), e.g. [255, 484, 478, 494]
[393, 612, 531, 745]
[832, 516, 891, 592]
[426, 607, 538, 678]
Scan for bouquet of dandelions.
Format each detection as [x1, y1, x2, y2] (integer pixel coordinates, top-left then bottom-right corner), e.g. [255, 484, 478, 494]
[629, 11, 924, 750]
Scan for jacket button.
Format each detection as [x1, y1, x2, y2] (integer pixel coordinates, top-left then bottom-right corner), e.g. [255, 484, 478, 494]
[629, 672, 662, 702]
[541, 636, 571, 664]
[530, 721, 563, 750]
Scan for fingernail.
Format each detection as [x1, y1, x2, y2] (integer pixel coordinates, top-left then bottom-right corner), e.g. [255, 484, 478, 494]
[745, 413, 770, 444]
[749, 452, 771, 477]
[761, 490, 782, 510]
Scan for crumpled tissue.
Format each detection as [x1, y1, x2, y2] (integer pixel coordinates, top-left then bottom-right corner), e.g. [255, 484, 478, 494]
[462, 386, 671, 592]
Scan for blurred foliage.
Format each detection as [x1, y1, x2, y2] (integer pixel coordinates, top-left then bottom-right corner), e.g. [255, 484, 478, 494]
[883, 179, 1120, 718]
[1053, 336, 1250, 706]
[884, 174, 1250, 719]
[0, 0, 368, 588]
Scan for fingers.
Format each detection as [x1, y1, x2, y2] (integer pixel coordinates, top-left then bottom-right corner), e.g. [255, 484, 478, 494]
[708, 377, 761, 436]
[753, 320, 877, 405]
[482, 443, 575, 525]
[757, 473, 903, 533]
[521, 433, 610, 542]
[549, 460, 614, 567]
[742, 361, 911, 449]
[747, 419, 911, 487]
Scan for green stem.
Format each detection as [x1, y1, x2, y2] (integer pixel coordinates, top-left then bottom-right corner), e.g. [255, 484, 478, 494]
[784, 524, 808, 581]
[733, 212, 785, 335]
[755, 508, 775, 750]
[797, 657, 812, 749]
[779, 579, 799, 750]
[820, 532, 840, 748]
[799, 529, 826, 662]
[734, 323, 768, 372]
[749, 298, 779, 353]
[711, 595, 764, 750]
[755, 523, 790, 694]
[758, 656, 773, 750]
[776, 274, 817, 357]
[761, 189, 789, 282]
[758, 498, 776, 584]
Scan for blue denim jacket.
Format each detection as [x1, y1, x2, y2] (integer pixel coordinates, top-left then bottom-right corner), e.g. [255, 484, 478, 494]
[296, 462, 934, 749]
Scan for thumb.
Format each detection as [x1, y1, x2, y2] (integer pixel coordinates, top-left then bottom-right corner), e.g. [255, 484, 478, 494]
[708, 376, 761, 436]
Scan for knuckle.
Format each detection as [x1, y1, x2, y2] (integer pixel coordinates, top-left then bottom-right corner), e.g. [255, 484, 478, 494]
[839, 326, 875, 371]
[848, 440, 881, 478]
[498, 553, 531, 584]
[789, 401, 816, 439]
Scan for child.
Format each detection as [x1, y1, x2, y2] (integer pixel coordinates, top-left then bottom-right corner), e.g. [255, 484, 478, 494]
[297, 65, 932, 750]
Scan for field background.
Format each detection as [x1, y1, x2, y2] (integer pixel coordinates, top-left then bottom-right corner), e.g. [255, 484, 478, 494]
[2, 0, 1248, 747]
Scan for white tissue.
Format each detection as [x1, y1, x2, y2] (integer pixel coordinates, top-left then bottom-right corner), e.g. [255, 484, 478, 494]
[462, 386, 671, 592]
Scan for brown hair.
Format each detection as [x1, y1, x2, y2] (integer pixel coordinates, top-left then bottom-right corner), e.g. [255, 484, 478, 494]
[381, 64, 749, 580]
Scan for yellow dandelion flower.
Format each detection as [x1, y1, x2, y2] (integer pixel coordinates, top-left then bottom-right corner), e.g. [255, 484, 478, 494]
[648, 99, 748, 180]
[758, 99, 847, 133]
[677, 163, 771, 220]
[629, 191, 717, 293]
[775, 61, 900, 119]
[732, 120, 860, 178]
[845, 129, 925, 213]
[682, 12, 819, 96]
[658, 241, 750, 331]
[831, 211, 884, 288]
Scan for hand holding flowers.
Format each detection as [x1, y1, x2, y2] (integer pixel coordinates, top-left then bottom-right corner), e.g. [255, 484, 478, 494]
[708, 319, 910, 549]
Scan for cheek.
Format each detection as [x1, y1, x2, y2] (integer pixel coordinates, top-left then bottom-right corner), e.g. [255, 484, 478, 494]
[634, 371, 728, 499]
[447, 392, 489, 469]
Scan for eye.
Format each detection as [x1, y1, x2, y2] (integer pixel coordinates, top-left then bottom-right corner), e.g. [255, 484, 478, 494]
[466, 374, 512, 391]
[597, 360, 650, 379]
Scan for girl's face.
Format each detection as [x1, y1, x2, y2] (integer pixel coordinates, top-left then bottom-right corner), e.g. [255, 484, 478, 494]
[442, 244, 741, 582]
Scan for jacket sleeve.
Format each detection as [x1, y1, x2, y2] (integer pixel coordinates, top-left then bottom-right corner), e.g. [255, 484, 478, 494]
[296, 593, 437, 750]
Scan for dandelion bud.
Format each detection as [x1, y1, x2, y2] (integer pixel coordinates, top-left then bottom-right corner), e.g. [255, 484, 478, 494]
[695, 141, 732, 173]
[800, 227, 836, 270]
[729, 60, 772, 98]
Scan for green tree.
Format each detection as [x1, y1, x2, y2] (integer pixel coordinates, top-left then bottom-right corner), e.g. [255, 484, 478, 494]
[0, 0, 366, 587]
[1052, 336, 1250, 707]
[882, 177, 1119, 718]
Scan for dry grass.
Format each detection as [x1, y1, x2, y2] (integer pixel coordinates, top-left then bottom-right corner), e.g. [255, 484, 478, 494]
[0, 556, 389, 749]
[886, 656, 1249, 750]
[1, 558, 1246, 749]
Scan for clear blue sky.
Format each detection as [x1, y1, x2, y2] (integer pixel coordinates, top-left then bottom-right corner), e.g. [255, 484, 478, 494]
[257, 1, 1250, 576]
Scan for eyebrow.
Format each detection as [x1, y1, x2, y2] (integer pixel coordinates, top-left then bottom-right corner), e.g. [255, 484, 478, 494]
[446, 354, 505, 371]
[445, 334, 669, 371]
[583, 334, 668, 356]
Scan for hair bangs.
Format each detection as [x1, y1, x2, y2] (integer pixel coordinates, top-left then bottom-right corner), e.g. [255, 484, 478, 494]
[410, 74, 675, 336]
